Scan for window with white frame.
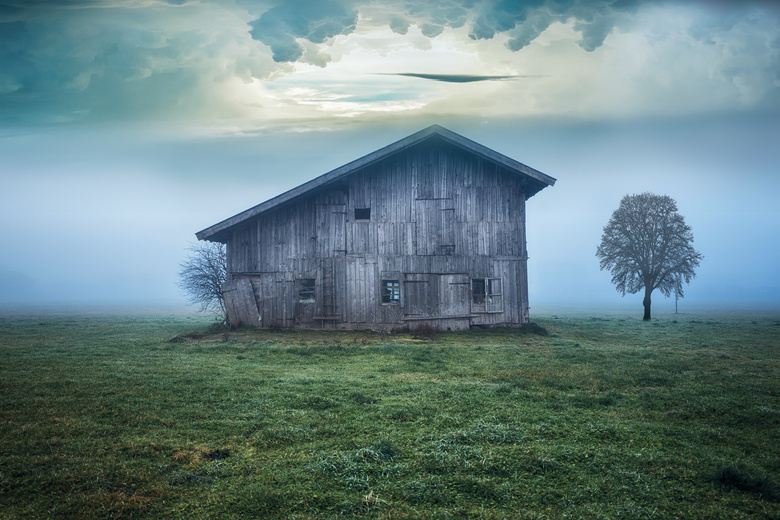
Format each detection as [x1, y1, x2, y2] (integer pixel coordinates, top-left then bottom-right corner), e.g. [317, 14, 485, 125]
[471, 278, 502, 312]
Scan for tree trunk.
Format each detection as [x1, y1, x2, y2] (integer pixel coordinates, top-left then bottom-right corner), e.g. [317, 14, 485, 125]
[643, 287, 652, 321]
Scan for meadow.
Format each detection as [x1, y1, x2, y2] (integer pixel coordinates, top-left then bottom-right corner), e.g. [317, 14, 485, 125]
[0, 309, 778, 519]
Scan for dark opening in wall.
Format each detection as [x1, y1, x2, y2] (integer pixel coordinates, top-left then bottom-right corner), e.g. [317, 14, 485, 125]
[355, 208, 371, 220]
[298, 279, 315, 302]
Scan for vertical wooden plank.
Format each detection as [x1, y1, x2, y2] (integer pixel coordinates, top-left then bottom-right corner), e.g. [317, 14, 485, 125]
[222, 280, 240, 326]
[334, 204, 346, 255]
[367, 260, 377, 324]
[359, 257, 368, 323]
[250, 277, 264, 325]
[333, 256, 346, 322]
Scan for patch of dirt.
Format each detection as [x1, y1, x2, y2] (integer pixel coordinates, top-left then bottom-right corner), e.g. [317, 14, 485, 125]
[203, 448, 230, 461]
[167, 331, 205, 343]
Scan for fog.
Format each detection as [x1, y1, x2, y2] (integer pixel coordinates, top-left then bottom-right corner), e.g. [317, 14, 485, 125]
[1, 0, 778, 315]
[2, 114, 777, 315]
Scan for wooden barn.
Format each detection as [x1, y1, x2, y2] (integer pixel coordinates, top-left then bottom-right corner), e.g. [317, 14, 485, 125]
[196, 125, 555, 330]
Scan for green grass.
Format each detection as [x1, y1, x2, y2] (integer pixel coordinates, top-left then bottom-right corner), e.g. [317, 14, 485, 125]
[1, 310, 779, 519]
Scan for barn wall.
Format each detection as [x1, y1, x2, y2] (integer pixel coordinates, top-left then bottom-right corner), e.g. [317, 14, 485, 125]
[224, 141, 532, 329]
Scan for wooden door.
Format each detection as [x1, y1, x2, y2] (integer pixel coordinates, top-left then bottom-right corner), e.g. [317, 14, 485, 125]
[439, 274, 470, 317]
[403, 273, 433, 318]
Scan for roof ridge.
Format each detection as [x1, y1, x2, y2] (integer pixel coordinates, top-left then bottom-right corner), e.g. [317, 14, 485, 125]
[196, 125, 555, 242]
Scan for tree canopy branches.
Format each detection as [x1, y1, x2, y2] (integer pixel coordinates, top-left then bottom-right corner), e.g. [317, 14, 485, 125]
[597, 193, 702, 320]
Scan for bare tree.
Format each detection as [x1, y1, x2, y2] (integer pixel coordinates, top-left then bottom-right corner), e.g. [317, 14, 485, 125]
[178, 241, 227, 319]
[596, 193, 702, 321]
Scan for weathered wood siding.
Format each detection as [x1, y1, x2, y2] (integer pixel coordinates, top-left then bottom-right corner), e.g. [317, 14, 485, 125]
[224, 140, 532, 329]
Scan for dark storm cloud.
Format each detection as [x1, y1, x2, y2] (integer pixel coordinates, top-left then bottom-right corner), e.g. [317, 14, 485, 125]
[247, 0, 643, 61]
[248, 0, 780, 61]
[249, 0, 358, 63]
[384, 73, 519, 82]
[456, 0, 638, 51]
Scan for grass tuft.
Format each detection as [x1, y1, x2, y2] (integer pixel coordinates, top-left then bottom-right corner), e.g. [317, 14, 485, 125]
[708, 464, 780, 502]
[520, 322, 548, 335]
[167, 330, 205, 342]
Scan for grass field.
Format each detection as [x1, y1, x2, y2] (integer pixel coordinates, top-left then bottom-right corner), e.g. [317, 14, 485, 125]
[1, 309, 778, 519]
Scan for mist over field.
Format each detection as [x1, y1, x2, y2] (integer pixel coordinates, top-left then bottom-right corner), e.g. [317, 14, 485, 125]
[1, 0, 778, 315]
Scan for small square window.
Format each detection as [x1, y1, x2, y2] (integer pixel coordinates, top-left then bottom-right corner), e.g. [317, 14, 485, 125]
[298, 279, 315, 302]
[381, 279, 400, 304]
[354, 208, 371, 220]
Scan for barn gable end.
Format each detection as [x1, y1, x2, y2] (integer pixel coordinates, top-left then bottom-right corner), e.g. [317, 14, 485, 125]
[197, 125, 555, 330]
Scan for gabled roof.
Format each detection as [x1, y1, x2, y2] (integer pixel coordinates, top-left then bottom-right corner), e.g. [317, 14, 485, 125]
[197, 124, 556, 242]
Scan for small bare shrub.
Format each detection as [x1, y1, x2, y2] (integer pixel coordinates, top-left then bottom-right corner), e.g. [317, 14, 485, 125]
[412, 323, 439, 340]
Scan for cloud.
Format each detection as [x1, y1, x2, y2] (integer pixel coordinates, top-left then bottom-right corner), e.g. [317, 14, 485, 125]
[420, 23, 444, 38]
[382, 73, 520, 83]
[389, 16, 410, 35]
[0, 1, 281, 124]
[247, 0, 629, 61]
[248, 0, 780, 62]
[249, 0, 358, 62]
[572, 12, 616, 52]
[1, 0, 778, 127]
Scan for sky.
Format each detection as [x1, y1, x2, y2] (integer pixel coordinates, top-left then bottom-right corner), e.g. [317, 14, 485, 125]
[1, 0, 779, 314]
